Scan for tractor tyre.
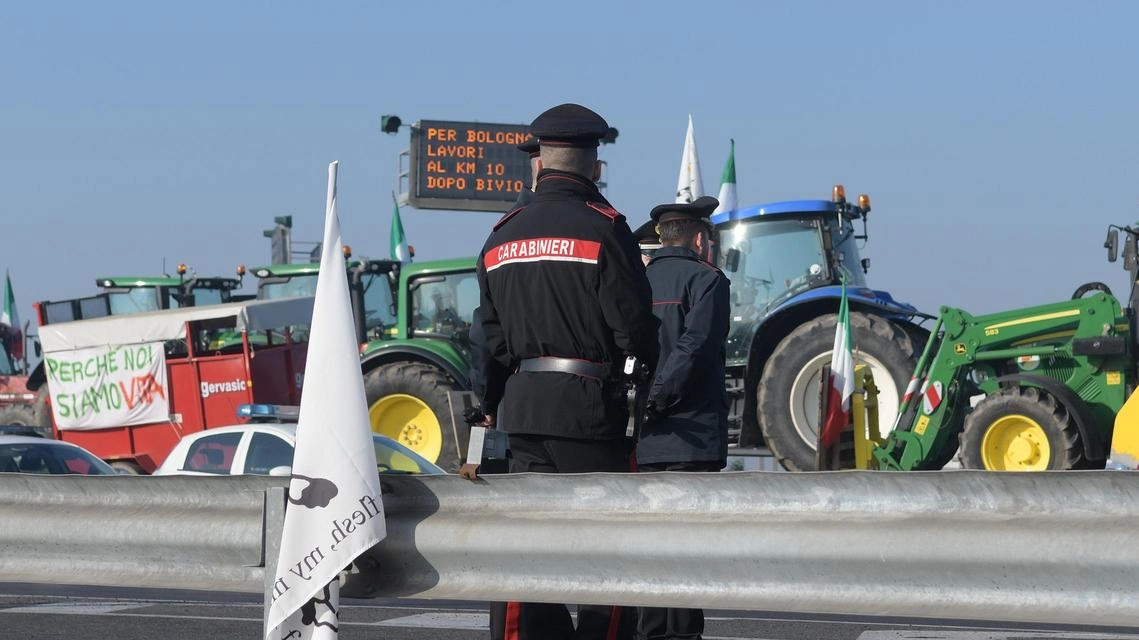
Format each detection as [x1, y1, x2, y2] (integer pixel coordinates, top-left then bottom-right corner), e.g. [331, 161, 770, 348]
[959, 386, 1087, 471]
[757, 312, 919, 471]
[364, 362, 461, 472]
[0, 404, 35, 427]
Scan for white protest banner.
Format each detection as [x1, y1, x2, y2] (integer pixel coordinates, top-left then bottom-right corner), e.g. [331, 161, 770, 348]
[44, 342, 169, 430]
[265, 161, 386, 640]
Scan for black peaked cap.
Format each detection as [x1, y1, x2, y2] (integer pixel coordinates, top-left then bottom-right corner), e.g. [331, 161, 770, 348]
[530, 103, 609, 148]
[632, 220, 660, 244]
[649, 196, 720, 223]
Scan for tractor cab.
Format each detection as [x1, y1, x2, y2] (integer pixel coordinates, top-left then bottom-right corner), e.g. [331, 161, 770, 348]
[713, 186, 873, 365]
[94, 266, 244, 315]
[404, 261, 481, 356]
[252, 254, 401, 344]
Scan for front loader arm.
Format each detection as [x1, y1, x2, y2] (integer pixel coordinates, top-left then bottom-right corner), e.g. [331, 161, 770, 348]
[872, 295, 1125, 471]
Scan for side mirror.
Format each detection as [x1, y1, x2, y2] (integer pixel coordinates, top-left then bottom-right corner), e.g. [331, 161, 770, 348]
[268, 465, 293, 477]
[1106, 228, 1119, 263]
[724, 248, 741, 273]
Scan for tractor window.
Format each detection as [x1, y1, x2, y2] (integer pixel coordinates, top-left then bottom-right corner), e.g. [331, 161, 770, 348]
[829, 221, 868, 288]
[721, 219, 828, 317]
[106, 288, 162, 315]
[189, 287, 226, 306]
[259, 275, 318, 300]
[360, 272, 397, 337]
[410, 271, 478, 338]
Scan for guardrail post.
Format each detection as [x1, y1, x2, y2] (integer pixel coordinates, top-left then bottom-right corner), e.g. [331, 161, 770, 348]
[263, 486, 286, 632]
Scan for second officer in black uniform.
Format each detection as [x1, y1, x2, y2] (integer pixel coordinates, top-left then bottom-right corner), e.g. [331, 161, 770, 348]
[476, 103, 657, 640]
[636, 195, 730, 640]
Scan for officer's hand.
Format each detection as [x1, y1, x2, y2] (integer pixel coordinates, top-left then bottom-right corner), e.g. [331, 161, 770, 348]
[459, 463, 480, 481]
[645, 401, 664, 424]
[481, 413, 496, 428]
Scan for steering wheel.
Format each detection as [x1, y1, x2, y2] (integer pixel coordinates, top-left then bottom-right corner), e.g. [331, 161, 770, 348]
[1071, 281, 1113, 299]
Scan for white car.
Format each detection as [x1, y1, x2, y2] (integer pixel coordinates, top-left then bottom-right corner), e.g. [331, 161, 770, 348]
[0, 436, 118, 475]
[153, 422, 444, 477]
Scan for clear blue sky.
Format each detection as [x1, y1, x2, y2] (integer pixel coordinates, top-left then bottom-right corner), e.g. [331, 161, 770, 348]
[3, 1, 1137, 324]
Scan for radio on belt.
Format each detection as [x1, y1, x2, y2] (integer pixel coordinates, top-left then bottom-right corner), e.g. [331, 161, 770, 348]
[466, 426, 509, 465]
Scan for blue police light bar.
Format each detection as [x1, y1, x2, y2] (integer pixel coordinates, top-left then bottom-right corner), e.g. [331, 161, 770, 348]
[237, 403, 301, 421]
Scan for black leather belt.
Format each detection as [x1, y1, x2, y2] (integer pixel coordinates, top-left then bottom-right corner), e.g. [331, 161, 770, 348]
[518, 357, 605, 379]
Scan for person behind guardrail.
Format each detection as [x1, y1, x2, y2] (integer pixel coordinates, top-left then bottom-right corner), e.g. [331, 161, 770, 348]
[476, 103, 658, 640]
[637, 197, 731, 640]
[463, 137, 538, 640]
[462, 137, 541, 482]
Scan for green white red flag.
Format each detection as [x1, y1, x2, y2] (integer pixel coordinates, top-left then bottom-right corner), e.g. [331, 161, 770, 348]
[712, 139, 737, 216]
[390, 195, 410, 264]
[820, 282, 853, 448]
[2, 271, 22, 360]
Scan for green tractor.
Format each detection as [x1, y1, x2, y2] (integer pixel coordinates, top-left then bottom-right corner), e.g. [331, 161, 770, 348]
[871, 223, 1139, 471]
[39, 268, 246, 325]
[252, 257, 478, 471]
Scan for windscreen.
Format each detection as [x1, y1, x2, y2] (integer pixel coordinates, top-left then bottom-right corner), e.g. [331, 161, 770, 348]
[721, 218, 828, 318]
[107, 288, 162, 315]
[260, 275, 318, 300]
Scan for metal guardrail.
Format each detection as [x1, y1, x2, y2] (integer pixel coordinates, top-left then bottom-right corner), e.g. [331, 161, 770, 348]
[1, 471, 1137, 627]
[0, 474, 276, 592]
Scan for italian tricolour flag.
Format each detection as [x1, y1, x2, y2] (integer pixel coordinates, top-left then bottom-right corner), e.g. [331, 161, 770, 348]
[2, 271, 22, 360]
[820, 282, 853, 448]
[390, 196, 411, 264]
[712, 139, 737, 216]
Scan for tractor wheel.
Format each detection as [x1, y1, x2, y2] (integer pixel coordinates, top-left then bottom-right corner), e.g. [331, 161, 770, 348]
[757, 312, 918, 471]
[0, 404, 35, 427]
[364, 362, 461, 472]
[959, 387, 1086, 471]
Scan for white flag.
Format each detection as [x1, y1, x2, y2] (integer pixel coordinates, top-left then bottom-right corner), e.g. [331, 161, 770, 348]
[265, 161, 387, 640]
[675, 115, 704, 203]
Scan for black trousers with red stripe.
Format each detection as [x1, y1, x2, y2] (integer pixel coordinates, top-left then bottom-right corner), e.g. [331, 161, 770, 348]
[634, 460, 720, 640]
[492, 433, 636, 640]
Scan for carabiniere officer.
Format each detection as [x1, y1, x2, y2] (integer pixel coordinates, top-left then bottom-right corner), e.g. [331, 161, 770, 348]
[475, 102, 658, 640]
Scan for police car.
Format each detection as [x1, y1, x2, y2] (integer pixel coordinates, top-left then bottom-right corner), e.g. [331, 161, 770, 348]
[153, 404, 444, 476]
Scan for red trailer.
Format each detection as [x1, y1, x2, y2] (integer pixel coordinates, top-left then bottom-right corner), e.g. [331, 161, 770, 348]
[36, 297, 313, 473]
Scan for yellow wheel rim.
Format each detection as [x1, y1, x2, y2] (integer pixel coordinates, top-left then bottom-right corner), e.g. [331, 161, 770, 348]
[981, 414, 1051, 471]
[369, 394, 443, 463]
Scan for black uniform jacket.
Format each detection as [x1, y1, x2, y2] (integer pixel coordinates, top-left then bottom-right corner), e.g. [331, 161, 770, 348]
[469, 187, 534, 416]
[477, 169, 659, 439]
[639, 246, 731, 465]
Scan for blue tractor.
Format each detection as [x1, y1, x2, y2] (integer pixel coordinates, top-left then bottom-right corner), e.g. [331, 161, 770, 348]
[712, 185, 930, 470]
